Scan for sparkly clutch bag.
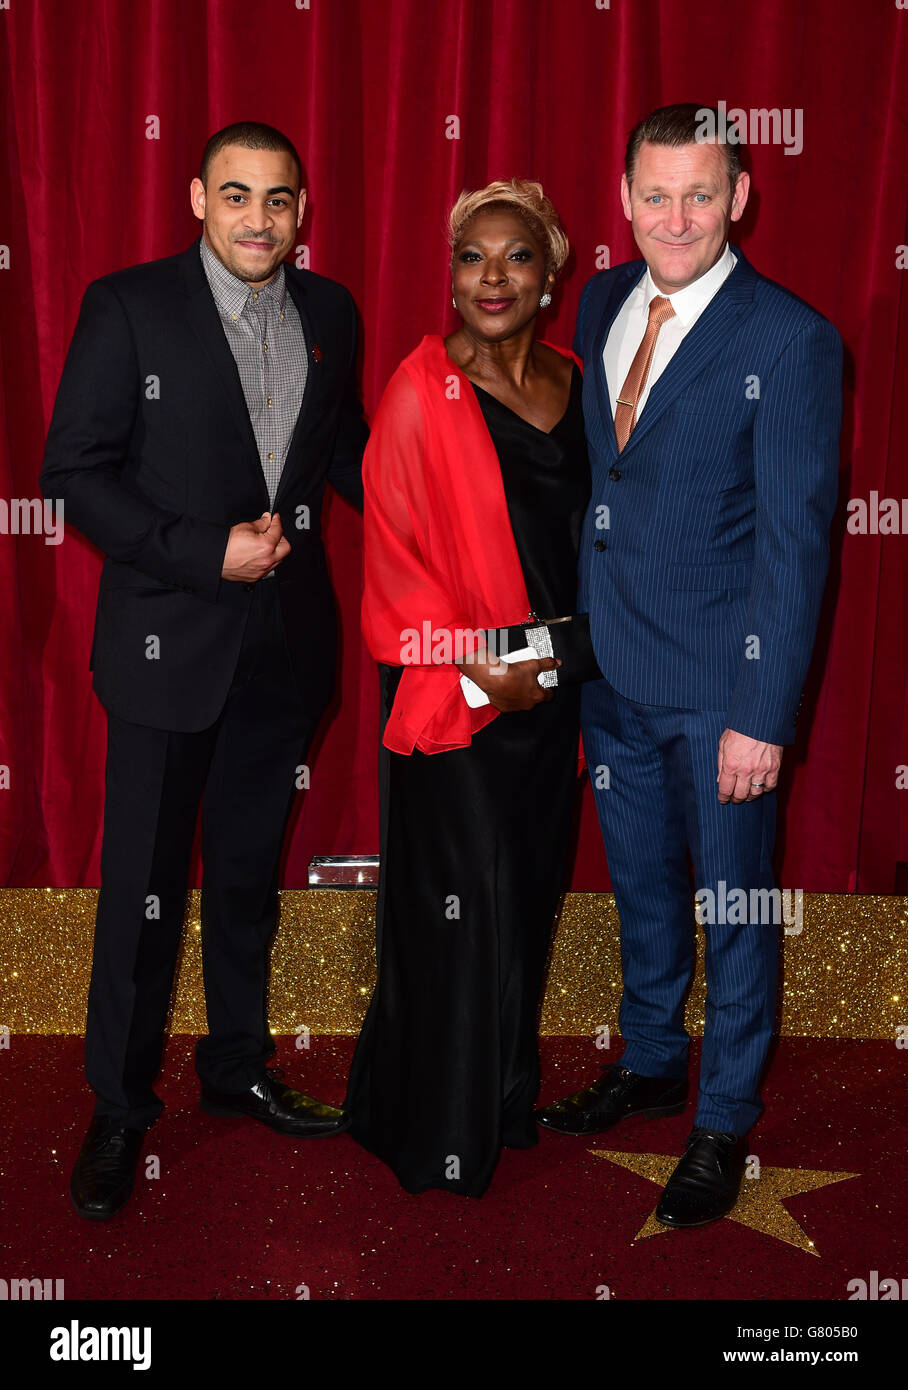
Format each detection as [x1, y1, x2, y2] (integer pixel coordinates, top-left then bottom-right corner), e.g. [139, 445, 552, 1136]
[459, 613, 602, 707]
[490, 612, 602, 689]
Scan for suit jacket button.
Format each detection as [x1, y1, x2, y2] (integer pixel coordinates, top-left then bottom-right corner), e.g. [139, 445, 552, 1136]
[243, 583, 253, 593]
[593, 539, 607, 552]
[609, 467, 622, 481]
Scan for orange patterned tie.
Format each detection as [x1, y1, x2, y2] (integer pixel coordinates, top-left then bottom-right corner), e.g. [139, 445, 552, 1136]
[614, 295, 676, 452]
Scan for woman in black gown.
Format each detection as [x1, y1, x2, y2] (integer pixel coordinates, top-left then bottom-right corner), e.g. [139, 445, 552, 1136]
[345, 181, 594, 1197]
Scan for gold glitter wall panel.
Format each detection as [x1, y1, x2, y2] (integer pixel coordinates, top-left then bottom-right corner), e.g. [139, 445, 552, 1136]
[0, 888, 904, 1038]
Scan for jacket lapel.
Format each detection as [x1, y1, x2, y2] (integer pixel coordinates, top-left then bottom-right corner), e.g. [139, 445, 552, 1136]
[618, 247, 758, 455]
[180, 243, 267, 499]
[591, 261, 645, 460]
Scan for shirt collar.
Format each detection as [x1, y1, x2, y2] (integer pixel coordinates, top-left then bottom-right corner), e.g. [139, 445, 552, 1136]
[639, 242, 736, 327]
[199, 235, 287, 320]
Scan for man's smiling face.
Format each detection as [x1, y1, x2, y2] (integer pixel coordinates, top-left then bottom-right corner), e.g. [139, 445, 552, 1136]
[621, 140, 749, 294]
[190, 145, 305, 288]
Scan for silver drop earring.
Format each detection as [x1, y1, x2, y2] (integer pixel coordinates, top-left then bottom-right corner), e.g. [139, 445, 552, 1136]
[539, 292, 552, 309]
[452, 296, 457, 308]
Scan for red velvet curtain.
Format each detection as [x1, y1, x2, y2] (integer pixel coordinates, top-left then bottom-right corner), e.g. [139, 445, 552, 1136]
[1, 0, 906, 892]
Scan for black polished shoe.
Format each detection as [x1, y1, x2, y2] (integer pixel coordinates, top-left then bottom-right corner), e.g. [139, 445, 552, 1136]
[656, 1127, 746, 1227]
[70, 1116, 149, 1221]
[200, 1067, 349, 1137]
[535, 1063, 687, 1136]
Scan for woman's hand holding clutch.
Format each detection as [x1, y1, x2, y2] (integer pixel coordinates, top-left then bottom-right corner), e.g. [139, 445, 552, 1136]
[455, 649, 561, 712]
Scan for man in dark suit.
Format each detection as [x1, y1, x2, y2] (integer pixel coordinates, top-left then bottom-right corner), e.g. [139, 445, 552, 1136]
[41, 122, 368, 1219]
[537, 105, 842, 1226]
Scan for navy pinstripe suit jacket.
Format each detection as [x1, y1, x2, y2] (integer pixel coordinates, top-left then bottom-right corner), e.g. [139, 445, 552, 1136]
[574, 246, 842, 745]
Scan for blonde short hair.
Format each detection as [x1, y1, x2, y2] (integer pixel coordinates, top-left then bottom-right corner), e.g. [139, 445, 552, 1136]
[447, 179, 569, 277]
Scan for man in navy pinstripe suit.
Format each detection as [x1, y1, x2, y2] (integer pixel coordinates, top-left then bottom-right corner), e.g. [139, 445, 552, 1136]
[536, 105, 842, 1227]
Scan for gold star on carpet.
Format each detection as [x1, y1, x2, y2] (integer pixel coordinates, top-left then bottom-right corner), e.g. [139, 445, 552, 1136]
[590, 1149, 859, 1256]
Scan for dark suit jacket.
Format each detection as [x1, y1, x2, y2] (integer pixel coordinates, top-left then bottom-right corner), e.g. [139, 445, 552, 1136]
[574, 247, 842, 745]
[40, 238, 369, 732]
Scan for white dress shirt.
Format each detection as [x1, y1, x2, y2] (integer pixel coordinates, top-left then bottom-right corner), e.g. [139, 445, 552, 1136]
[603, 242, 737, 419]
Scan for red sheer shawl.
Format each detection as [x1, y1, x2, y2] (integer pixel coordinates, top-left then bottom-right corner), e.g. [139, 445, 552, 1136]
[361, 333, 583, 755]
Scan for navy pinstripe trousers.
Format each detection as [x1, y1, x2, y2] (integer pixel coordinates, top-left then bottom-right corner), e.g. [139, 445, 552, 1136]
[582, 674, 778, 1135]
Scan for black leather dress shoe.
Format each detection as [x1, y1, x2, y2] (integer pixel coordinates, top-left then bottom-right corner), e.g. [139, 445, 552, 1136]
[200, 1068, 349, 1137]
[656, 1127, 746, 1227]
[535, 1063, 687, 1135]
[70, 1116, 148, 1220]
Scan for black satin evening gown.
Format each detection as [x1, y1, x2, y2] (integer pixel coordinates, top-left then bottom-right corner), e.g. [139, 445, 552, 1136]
[345, 363, 590, 1197]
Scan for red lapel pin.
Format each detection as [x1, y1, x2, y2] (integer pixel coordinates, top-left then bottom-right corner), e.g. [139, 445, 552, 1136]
[312, 344, 322, 363]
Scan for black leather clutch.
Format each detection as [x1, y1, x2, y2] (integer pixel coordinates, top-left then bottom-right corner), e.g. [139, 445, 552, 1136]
[483, 612, 602, 688]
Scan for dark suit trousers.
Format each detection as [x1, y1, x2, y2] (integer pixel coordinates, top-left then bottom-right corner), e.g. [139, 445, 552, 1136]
[86, 576, 316, 1129]
[582, 675, 778, 1136]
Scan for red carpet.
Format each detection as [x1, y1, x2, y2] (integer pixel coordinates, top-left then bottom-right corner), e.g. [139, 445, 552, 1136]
[1, 1036, 903, 1301]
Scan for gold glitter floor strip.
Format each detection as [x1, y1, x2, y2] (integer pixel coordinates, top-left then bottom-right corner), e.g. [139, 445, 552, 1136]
[0, 888, 904, 1037]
